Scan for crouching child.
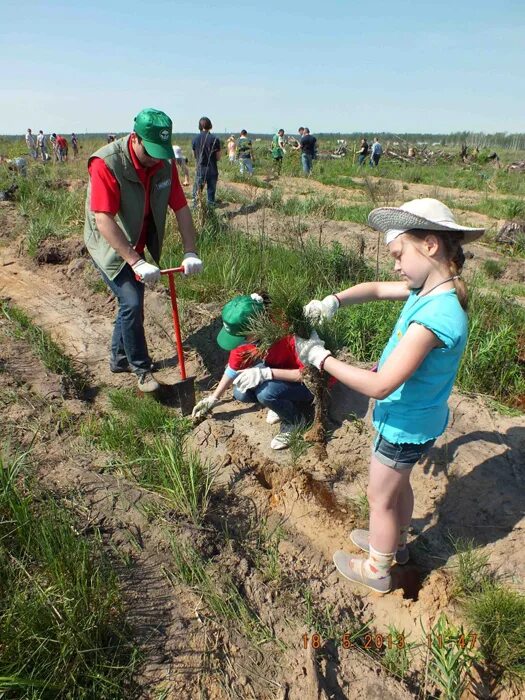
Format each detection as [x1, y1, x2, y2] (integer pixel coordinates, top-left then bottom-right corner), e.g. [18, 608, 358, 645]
[192, 294, 313, 450]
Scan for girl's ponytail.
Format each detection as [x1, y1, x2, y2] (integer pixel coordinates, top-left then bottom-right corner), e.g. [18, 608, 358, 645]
[445, 235, 468, 310]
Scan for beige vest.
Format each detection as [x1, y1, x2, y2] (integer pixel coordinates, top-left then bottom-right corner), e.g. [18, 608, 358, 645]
[84, 137, 172, 280]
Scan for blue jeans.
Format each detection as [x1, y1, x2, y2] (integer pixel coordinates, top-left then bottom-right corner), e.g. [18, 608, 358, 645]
[358, 154, 366, 166]
[97, 264, 152, 374]
[239, 157, 254, 175]
[370, 154, 381, 167]
[373, 434, 435, 470]
[233, 379, 313, 426]
[193, 169, 218, 206]
[301, 153, 313, 174]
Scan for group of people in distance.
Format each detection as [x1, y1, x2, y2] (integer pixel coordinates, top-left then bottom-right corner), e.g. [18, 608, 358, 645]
[271, 126, 318, 176]
[25, 128, 79, 163]
[358, 136, 383, 167]
[80, 106, 485, 597]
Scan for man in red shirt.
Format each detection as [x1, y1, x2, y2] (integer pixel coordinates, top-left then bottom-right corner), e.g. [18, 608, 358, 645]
[84, 108, 203, 392]
[191, 294, 313, 449]
[56, 135, 68, 162]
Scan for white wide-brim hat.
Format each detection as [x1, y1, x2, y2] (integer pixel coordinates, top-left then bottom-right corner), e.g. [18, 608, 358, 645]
[368, 198, 485, 244]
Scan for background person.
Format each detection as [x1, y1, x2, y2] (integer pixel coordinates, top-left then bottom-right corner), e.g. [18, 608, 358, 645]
[25, 129, 37, 159]
[300, 198, 484, 594]
[357, 137, 369, 166]
[192, 116, 221, 208]
[173, 144, 190, 186]
[227, 135, 236, 163]
[237, 129, 254, 175]
[370, 137, 383, 167]
[56, 135, 68, 162]
[292, 126, 305, 150]
[271, 128, 286, 176]
[37, 130, 48, 161]
[50, 133, 58, 161]
[299, 127, 317, 176]
[191, 294, 313, 450]
[71, 133, 79, 157]
[84, 108, 203, 393]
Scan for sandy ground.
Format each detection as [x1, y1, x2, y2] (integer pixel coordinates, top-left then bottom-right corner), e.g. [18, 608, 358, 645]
[1, 192, 524, 699]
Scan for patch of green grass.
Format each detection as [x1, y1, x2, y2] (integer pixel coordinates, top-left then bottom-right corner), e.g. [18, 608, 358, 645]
[347, 490, 370, 527]
[0, 449, 138, 697]
[338, 299, 403, 362]
[424, 613, 480, 700]
[84, 389, 213, 523]
[482, 259, 505, 279]
[230, 172, 271, 189]
[457, 287, 525, 407]
[461, 196, 525, 221]
[0, 300, 87, 395]
[381, 625, 415, 680]
[287, 422, 311, 466]
[143, 439, 214, 523]
[166, 535, 275, 646]
[333, 203, 370, 224]
[449, 537, 525, 688]
[161, 216, 374, 304]
[464, 585, 525, 685]
[449, 536, 492, 598]
[248, 517, 284, 584]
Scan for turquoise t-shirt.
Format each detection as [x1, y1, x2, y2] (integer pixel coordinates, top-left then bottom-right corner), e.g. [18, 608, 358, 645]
[372, 289, 467, 444]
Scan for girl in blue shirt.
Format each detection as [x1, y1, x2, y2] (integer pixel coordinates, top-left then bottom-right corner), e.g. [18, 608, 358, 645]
[299, 198, 484, 594]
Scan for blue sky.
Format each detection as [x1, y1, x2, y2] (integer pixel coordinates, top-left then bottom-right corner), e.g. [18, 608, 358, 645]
[1, 0, 524, 135]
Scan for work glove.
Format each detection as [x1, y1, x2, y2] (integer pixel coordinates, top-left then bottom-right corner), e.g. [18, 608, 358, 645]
[295, 331, 332, 370]
[233, 366, 273, 393]
[132, 259, 161, 285]
[181, 252, 203, 275]
[303, 295, 340, 323]
[191, 395, 218, 419]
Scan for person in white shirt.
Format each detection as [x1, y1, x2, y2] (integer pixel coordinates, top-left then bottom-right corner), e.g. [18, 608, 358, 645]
[25, 129, 37, 159]
[172, 144, 190, 186]
[37, 130, 48, 161]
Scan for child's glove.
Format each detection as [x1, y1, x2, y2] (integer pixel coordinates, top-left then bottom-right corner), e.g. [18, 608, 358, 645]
[233, 367, 272, 393]
[132, 259, 161, 285]
[191, 395, 218, 419]
[303, 294, 340, 323]
[295, 331, 332, 370]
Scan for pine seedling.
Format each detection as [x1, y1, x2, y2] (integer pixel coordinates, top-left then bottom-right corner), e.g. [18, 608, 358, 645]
[246, 289, 340, 444]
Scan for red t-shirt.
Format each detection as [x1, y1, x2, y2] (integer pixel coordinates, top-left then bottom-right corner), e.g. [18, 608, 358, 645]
[88, 136, 187, 254]
[228, 335, 337, 388]
[56, 136, 67, 148]
[228, 336, 304, 372]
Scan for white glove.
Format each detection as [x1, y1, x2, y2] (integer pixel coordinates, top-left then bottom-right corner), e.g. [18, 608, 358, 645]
[233, 366, 272, 393]
[303, 294, 340, 323]
[132, 259, 161, 285]
[191, 395, 218, 419]
[295, 331, 332, 370]
[182, 252, 203, 275]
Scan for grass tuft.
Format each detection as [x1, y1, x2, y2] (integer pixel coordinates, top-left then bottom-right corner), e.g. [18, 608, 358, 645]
[0, 449, 137, 697]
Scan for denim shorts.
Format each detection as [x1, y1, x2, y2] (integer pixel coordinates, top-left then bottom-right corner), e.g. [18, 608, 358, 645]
[373, 434, 435, 470]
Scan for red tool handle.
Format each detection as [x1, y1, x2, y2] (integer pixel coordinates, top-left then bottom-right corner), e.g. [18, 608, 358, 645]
[160, 267, 186, 380]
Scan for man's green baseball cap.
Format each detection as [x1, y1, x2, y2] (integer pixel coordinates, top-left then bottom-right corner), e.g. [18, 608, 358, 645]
[133, 108, 174, 160]
[217, 295, 264, 350]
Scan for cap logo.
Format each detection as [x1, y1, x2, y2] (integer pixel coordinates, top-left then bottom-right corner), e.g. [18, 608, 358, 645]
[159, 129, 170, 141]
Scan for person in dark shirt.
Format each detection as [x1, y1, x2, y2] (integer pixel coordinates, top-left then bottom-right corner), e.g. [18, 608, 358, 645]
[358, 138, 369, 166]
[237, 129, 254, 175]
[192, 116, 221, 207]
[300, 128, 317, 176]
